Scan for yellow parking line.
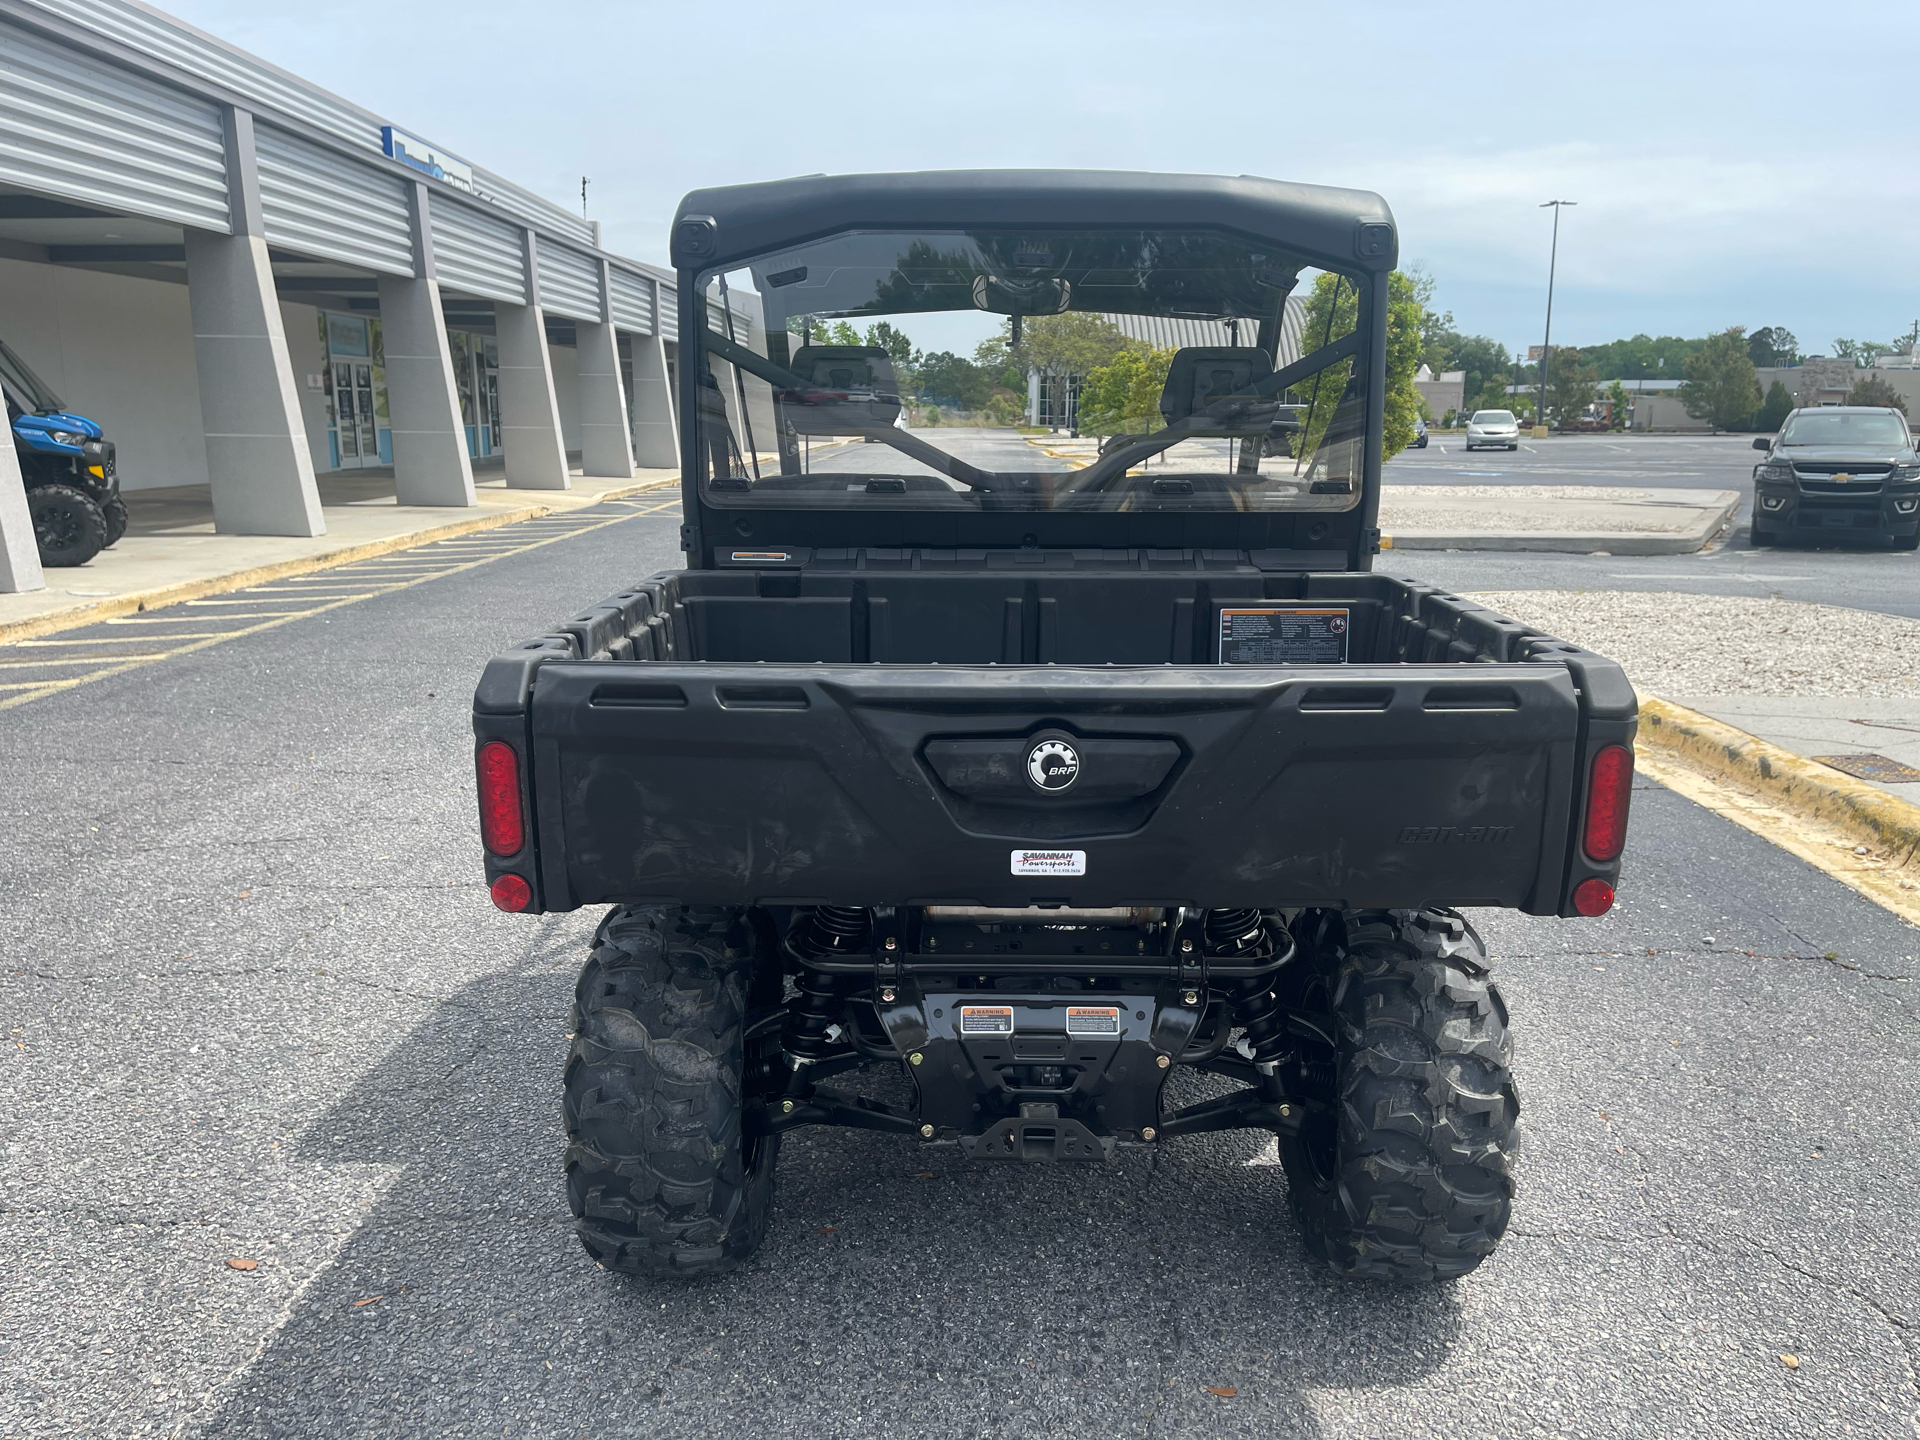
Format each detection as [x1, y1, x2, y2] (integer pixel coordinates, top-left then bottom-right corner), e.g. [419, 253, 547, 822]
[14, 634, 234, 645]
[0, 506, 643, 711]
[0, 657, 126, 668]
[186, 594, 380, 606]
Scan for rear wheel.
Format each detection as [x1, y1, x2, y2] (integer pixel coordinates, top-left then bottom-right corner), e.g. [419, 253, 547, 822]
[564, 904, 779, 1277]
[28, 483, 106, 566]
[101, 494, 128, 547]
[1276, 907, 1518, 1282]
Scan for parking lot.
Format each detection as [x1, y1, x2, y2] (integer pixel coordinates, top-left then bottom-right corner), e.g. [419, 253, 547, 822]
[4, 454, 1918, 1439]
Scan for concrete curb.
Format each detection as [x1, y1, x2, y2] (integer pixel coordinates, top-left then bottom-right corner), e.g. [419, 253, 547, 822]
[1384, 493, 1739, 555]
[0, 477, 676, 646]
[1637, 695, 1920, 870]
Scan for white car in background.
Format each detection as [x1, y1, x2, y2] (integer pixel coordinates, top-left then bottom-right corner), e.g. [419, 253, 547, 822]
[1465, 409, 1521, 451]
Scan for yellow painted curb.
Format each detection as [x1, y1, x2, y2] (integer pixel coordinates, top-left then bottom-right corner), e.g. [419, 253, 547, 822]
[1636, 694, 1920, 925]
[0, 475, 680, 646]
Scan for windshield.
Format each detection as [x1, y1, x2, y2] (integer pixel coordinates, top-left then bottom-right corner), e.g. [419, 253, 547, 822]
[693, 228, 1372, 514]
[1471, 410, 1514, 424]
[0, 339, 62, 413]
[1780, 411, 1910, 448]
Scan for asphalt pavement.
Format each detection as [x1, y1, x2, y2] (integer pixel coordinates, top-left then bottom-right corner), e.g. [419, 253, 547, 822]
[4, 492, 1919, 1440]
[1386, 435, 1918, 619]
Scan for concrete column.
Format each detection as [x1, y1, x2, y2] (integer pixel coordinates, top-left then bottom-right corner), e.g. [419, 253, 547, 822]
[576, 320, 633, 477]
[376, 182, 474, 506]
[494, 228, 569, 491]
[628, 329, 679, 468]
[0, 432, 45, 594]
[576, 264, 634, 478]
[186, 106, 324, 537]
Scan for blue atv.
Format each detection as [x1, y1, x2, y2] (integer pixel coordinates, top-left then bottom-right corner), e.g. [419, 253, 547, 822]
[2, 338, 123, 567]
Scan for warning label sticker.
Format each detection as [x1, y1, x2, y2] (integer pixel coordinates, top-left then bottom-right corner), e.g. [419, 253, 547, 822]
[1065, 1006, 1121, 1036]
[1011, 849, 1087, 876]
[961, 1005, 1014, 1035]
[1218, 607, 1350, 665]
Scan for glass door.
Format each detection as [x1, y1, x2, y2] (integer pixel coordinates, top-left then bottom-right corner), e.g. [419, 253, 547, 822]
[321, 313, 385, 470]
[481, 338, 501, 454]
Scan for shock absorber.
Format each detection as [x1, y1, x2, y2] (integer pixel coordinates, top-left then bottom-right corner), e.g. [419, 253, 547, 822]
[781, 965, 848, 1096]
[1235, 976, 1288, 1066]
[794, 904, 871, 959]
[1205, 907, 1266, 957]
[783, 907, 868, 1096]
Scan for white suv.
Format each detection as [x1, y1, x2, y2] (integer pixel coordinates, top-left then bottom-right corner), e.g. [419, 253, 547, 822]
[1465, 409, 1521, 451]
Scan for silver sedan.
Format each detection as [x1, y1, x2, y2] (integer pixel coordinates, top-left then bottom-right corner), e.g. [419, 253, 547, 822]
[1465, 409, 1522, 451]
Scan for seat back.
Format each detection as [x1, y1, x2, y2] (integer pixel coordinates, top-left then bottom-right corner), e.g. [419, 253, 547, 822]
[783, 345, 903, 434]
[1158, 346, 1278, 437]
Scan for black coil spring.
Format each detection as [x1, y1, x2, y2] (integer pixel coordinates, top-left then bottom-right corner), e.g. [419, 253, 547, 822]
[1235, 977, 1288, 1065]
[1205, 907, 1266, 957]
[782, 966, 847, 1065]
[794, 904, 871, 958]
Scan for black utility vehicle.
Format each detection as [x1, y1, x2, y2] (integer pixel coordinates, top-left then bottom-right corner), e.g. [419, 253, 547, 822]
[1750, 406, 1920, 549]
[472, 171, 1638, 1283]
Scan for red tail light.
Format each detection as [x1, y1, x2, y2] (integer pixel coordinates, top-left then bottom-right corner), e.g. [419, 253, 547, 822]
[1572, 878, 1615, 916]
[490, 873, 532, 912]
[476, 740, 524, 857]
[1583, 745, 1633, 862]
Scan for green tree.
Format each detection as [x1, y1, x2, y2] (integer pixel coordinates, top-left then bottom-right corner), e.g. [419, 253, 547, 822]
[1291, 269, 1426, 459]
[1747, 327, 1798, 367]
[1679, 326, 1763, 430]
[972, 330, 1025, 393]
[1078, 347, 1175, 435]
[1755, 379, 1794, 431]
[1017, 313, 1138, 429]
[915, 351, 994, 410]
[863, 322, 914, 366]
[1605, 379, 1631, 429]
[1831, 338, 1892, 367]
[1580, 333, 1703, 381]
[1845, 375, 1909, 413]
[1544, 347, 1599, 424]
[826, 320, 863, 347]
[1423, 328, 1513, 413]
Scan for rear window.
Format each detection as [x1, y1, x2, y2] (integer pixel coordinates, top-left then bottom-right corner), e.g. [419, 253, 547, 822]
[691, 226, 1375, 516]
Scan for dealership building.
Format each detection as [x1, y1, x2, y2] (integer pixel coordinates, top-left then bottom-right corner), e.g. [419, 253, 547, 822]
[0, 0, 702, 592]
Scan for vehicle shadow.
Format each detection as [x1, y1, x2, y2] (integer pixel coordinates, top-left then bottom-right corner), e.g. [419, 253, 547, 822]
[188, 961, 1464, 1440]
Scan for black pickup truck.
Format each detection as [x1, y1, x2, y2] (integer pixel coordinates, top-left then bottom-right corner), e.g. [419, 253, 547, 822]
[473, 171, 1637, 1284]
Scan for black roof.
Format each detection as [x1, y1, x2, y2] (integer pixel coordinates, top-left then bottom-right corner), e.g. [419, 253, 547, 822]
[671, 169, 1397, 276]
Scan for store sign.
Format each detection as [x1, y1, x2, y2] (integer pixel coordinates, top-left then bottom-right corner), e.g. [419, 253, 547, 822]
[381, 125, 475, 195]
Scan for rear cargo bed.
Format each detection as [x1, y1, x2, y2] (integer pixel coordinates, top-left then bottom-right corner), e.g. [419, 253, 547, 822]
[474, 563, 1635, 918]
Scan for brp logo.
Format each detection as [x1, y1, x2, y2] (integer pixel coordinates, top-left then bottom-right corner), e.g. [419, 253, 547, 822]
[1026, 738, 1080, 793]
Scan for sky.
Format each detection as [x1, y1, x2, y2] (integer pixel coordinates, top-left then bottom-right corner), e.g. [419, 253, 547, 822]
[163, 0, 1920, 361]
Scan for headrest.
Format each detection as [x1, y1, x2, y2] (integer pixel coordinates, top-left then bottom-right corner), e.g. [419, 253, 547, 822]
[1158, 347, 1275, 431]
[788, 345, 898, 394]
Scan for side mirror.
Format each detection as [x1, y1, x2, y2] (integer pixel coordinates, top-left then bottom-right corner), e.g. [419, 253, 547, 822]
[1751, 437, 1770, 450]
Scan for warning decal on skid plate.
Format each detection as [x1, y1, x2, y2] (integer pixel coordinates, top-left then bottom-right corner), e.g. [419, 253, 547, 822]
[1011, 849, 1087, 876]
[962, 1006, 1014, 1035]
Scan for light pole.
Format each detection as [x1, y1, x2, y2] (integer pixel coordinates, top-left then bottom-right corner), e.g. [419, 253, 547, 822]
[1536, 199, 1575, 436]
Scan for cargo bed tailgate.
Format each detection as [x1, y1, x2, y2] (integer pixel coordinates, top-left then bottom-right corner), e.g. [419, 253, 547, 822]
[525, 663, 1587, 914]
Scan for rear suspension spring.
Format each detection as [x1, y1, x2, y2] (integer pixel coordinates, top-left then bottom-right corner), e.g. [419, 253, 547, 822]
[793, 904, 872, 960]
[1205, 907, 1267, 957]
[781, 966, 850, 1093]
[1234, 976, 1288, 1066]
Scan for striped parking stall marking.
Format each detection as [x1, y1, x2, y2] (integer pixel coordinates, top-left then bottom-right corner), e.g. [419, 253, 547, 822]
[0, 493, 680, 712]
